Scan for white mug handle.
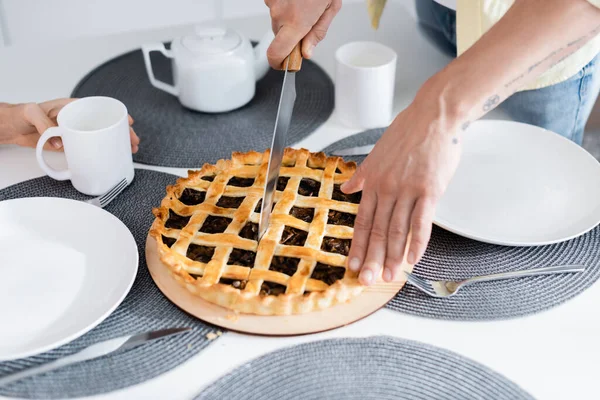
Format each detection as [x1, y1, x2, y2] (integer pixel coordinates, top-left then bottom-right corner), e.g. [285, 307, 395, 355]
[142, 43, 179, 96]
[36, 127, 71, 181]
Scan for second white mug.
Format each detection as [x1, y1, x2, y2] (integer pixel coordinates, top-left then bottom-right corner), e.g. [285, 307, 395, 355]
[335, 41, 397, 129]
[36, 96, 134, 196]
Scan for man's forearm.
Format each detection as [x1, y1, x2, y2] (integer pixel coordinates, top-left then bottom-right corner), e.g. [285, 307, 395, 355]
[423, 0, 600, 131]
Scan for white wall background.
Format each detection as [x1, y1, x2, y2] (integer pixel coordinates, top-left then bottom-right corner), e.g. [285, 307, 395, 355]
[0, 0, 365, 47]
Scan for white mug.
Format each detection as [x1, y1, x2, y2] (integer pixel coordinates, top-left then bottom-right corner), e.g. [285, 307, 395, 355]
[335, 41, 397, 129]
[36, 96, 135, 196]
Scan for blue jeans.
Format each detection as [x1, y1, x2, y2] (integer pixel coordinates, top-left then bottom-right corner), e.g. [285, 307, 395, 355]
[415, 0, 600, 145]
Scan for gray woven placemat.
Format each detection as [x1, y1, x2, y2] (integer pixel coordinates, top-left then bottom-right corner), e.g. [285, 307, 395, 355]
[196, 336, 534, 400]
[0, 170, 223, 399]
[323, 129, 600, 320]
[72, 42, 334, 168]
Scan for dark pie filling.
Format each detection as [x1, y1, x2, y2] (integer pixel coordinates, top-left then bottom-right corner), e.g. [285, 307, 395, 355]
[220, 278, 247, 289]
[162, 235, 176, 248]
[277, 176, 290, 191]
[321, 237, 351, 256]
[332, 184, 362, 204]
[254, 199, 277, 213]
[228, 177, 255, 187]
[260, 281, 287, 296]
[227, 249, 256, 267]
[239, 222, 258, 241]
[171, 165, 356, 296]
[289, 206, 315, 223]
[269, 256, 300, 276]
[282, 160, 296, 167]
[280, 226, 308, 247]
[186, 244, 215, 263]
[216, 196, 245, 209]
[165, 210, 191, 229]
[298, 178, 321, 197]
[335, 167, 342, 174]
[327, 210, 356, 227]
[311, 263, 346, 285]
[199, 215, 232, 234]
[178, 188, 206, 206]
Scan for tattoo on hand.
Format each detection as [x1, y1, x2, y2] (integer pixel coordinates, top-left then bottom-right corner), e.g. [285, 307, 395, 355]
[482, 95, 500, 112]
[452, 137, 459, 144]
[461, 121, 470, 131]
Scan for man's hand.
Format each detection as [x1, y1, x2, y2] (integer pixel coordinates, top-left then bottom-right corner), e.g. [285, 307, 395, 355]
[341, 83, 463, 286]
[265, 0, 341, 67]
[0, 98, 140, 153]
[340, 0, 600, 286]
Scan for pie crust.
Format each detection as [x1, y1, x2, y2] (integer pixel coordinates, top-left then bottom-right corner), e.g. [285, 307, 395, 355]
[150, 148, 364, 315]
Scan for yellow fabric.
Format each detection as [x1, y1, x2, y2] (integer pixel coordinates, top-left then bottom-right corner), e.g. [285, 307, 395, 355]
[456, 0, 600, 91]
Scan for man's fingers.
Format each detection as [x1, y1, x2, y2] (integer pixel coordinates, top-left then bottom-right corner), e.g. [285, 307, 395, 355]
[360, 194, 395, 285]
[384, 196, 415, 281]
[22, 103, 62, 149]
[302, 1, 341, 58]
[14, 133, 61, 150]
[130, 127, 140, 145]
[39, 98, 75, 120]
[347, 190, 376, 278]
[267, 25, 310, 68]
[130, 127, 140, 154]
[341, 162, 367, 194]
[407, 196, 436, 265]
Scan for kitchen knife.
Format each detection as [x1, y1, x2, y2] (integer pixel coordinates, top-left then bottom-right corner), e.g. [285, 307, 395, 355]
[331, 144, 375, 157]
[0, 327, 191, 387]
[259, 43, 303, 240]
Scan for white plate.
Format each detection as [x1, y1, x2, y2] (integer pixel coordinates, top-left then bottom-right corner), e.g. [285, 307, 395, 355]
[435, 120, 600, 246]
[0, 197, 138, 361]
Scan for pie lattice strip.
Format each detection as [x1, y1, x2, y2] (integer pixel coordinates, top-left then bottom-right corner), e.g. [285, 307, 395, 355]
[247, 150, 357, 296]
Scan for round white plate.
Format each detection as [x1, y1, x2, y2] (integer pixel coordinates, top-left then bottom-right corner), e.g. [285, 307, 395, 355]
[0, 197, 138, 361]
[435, 120, 600, 246]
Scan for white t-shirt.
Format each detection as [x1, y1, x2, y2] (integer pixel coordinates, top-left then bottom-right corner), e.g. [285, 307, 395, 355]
[434, 0, 457, 10]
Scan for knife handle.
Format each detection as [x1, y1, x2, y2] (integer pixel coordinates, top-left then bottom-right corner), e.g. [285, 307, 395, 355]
[279, 43, 303, 72]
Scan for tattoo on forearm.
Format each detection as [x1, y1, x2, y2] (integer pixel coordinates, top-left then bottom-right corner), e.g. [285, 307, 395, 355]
[527, 48, 563, 73]
[502, 24, 600, 91]
[482, 95, 500, 112]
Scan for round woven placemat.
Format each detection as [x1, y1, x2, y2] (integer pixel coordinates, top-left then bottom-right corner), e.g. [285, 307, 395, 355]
[196, 336, 533, 400]
[323, 129, 600, 320]
[72, 42, 334, 168]
[0, 170, 222, 399]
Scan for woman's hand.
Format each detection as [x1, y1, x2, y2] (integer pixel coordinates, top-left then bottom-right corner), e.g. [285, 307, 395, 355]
[341, 81, 465, 285]
[265, 0, 341, 67]
[0, 98, 140, 153]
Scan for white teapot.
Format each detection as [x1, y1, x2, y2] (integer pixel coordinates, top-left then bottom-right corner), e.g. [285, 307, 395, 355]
[142, 26, 274, 113]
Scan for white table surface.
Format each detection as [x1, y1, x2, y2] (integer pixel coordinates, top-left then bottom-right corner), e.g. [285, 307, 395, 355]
[1, 3, 595, 400]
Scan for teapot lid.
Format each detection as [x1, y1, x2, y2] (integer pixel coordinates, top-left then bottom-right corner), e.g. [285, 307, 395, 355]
[181, 26, 242, 55]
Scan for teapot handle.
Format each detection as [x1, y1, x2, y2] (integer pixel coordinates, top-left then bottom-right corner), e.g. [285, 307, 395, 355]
[142, 43, 179, 96]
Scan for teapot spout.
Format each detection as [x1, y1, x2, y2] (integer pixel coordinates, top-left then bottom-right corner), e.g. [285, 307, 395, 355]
[254, 30, 274, 81]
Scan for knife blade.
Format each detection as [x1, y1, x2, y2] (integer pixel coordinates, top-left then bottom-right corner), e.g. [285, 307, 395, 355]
[259, 43, 303, 240]
[331, 144, 375, 157]
[0, 327, 191, 387]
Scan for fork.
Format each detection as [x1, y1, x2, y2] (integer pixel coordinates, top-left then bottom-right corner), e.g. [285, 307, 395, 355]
[85, 178, 129, 208]
[404, 265, 586, 298]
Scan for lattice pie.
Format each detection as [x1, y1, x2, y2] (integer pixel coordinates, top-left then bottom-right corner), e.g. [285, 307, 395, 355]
[150, 148, 364, 315]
